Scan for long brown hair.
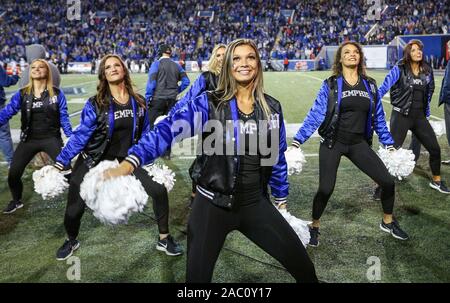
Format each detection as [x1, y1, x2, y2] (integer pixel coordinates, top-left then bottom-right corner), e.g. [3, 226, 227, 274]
[403, 39, 426, 72]
[96, 54, 145, 109]
[332, 41, 367, 77]
[22, 59, 55, 97]
[207, 44, 226, 76]
[216, 38, 271, 118]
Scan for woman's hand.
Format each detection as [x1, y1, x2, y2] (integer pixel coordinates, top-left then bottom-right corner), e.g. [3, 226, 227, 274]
[103, 161, 135, 180]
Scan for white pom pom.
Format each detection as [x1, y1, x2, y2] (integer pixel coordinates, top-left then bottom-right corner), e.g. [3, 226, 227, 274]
[377, 147, 415, 180]
[80, 160, 149, 225]
[154, 115, 167, 125]
[278, 208, 311, 247]
[32, 165, 69, 200]
[285, 146, 307, 175]
[429, 120, 445, 137]
[143, 163, 176, 192]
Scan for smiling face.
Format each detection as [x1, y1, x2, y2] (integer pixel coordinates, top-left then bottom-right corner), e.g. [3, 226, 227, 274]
[30, 60, 48, 80]
[409, 43, 423, 62]
[104, 57, 125, 84]
[231, 44, 258, 85]
[340, 43, 360, 68]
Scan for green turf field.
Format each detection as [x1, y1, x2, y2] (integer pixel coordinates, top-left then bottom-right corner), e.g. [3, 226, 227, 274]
[0, 71, 449, 282]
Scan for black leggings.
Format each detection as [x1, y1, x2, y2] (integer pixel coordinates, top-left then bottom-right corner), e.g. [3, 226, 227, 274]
[64, 157, 170, 240]
[390, 110, 441, 176]
[186, 193, 318, 283]
[313, 141, 395, 220]
[8, 136, 62, 201]
[148, 98, 176, 128]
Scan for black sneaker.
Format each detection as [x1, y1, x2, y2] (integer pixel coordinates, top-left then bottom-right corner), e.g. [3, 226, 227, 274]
[3, 200, 23, 214]
[308, 226, 320, 247]
[372, 186, 381, 201]
[56, 239, 80, 261]
[429, 180, 450, 194]
[379, 219, 409, 240]
[156, 235, 183, 256]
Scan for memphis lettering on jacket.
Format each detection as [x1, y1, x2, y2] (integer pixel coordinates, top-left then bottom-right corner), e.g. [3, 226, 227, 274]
[170, 112, 281, 166]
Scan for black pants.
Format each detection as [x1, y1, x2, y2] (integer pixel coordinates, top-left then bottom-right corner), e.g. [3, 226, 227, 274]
[390, 110, 441, 176]
[8, 136, 62, 201]
[148, 98, 176, 128]
[409, 134, 422, 162]
[444, 104, 450, 147]
[64, 157, 170, 240]
[313, 141, 395, 220]
[186, 193, 318, 283]
[413, 104, 450, 161]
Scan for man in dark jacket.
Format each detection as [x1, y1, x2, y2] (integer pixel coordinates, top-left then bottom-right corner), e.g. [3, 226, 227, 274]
[145, 44, 190, 128]
[0, 62, 19, 165]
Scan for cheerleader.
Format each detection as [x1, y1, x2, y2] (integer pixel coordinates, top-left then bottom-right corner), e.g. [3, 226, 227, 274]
[0, 59, 72, 214]
[53, 54, 182, 260]
[378, 39, 449, 194]
[292, 41, 409, 247]
[104, 39, 318, 283]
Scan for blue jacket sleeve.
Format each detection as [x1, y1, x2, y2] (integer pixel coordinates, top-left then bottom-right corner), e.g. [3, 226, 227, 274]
[378, 65, 400, 99]
[126, 93, 209, 168]
[0, 91, 22, 126]
[168, 74, 206, 117]
[269, 109, 289, 203]
[439, 63, 450, 106]
[293, 80, 329, 144]
[373, 91, 395, 146]
[145, 61, 159, 102]
[178, 64, 190, 93]
[58, 91, 73, 137]
[425, 69, 435, 118]
[0, 66, 19, 87]
[55, 101, 97, 167]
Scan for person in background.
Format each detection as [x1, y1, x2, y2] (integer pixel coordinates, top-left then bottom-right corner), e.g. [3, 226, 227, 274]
[145, 44, 190, 127]
[0, 61, 19, 166]
[0, 59, 72, 214]
[378, 39, 449, 194]
[438, 62, 450, 164]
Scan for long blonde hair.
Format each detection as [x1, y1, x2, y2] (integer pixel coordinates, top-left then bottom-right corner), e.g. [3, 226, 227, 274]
[22, 59, 55, 97]
[207, 44, 226, 75]
[216, 38, 270, 118]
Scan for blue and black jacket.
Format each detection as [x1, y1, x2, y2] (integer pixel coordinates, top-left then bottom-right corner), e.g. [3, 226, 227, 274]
[55, 95, 149, 169]
[0, 65, 19, 106]
[125, 91, 289, 209]
[293, 75, 394, 148]
[0, 87, 72, 142]
[168, 71, 218, 117]
[145, 57, 190, 102]
[378, 59, 434, 117]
